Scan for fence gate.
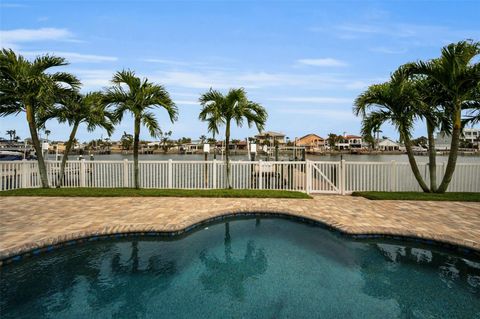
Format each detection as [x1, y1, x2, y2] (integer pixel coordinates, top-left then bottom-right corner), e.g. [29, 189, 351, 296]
[308, 161, 342, 194]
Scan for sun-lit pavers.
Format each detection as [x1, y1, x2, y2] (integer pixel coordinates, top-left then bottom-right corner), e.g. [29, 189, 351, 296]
[1, 195, 479, 260]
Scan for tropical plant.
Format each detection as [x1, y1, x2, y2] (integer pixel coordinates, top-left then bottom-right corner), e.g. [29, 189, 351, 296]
[177, 137, 192, 144]
[158, 129, 173, 153]
[404, 40, 480, 193]
[0, 49, 80, 187]
[199, 94, 224, 160]
[199, 88, 267, 188]
[105, 70, 177, 188]
[354, 70, 431, 192]
[327, 133, 340, 149]
[6, 129, 16, 141]
[39, 91, 115, 187]
[121, 132, 134, 150]
[44, 129, 51, 142]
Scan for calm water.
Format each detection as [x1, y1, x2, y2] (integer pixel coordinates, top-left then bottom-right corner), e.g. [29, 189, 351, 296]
[59, 153, 480, 163]
[1, 218, 479, 318]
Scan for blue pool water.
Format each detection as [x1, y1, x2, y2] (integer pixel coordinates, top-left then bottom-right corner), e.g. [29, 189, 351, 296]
[1, 217, 479, 318]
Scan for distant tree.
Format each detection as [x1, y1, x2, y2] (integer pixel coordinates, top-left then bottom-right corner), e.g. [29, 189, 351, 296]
[44, 129, 51, 142]
[6, 129, 16, 141]
[177, 137, 192, 144]
[412, 136, 428, 148]
[158, 130, 173, 153]
[121, 132, 134, 150]
[199, 135, 207, 144]
[327, 133, 339, 149]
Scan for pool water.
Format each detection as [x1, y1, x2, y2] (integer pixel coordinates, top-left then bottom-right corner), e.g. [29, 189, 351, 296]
[1, 218, 479, 318]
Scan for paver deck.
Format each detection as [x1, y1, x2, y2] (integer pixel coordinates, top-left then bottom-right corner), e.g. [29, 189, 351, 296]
[1, 195, 479, 260]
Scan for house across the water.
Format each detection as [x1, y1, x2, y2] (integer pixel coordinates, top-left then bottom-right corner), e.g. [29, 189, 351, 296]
[296, 134, 325, 152]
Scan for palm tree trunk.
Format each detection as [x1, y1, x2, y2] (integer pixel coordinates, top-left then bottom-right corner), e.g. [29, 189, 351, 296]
[426, 120, 437, 192]
[436, 108, 461, 193]
[403, 132, 430, 192]
[133, 116, 140, 189]
[213, 131, 217, 160]
[26, 104, 49, 188]
[225, 120, 232, 189]
[57, 121, 79, 188]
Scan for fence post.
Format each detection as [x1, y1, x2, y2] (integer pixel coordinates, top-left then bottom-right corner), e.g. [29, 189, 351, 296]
[306, 160, 312, 194]
[212, 159, 217, 189]
[123, 159, 129, 187]
[80, 159, 86, 187]
[258, 160, 263, 190]
[390, 160, 396, 192]
[22, 159, 29, 188]
[340, 160, 346, 195]
[168, 159, 173, 189]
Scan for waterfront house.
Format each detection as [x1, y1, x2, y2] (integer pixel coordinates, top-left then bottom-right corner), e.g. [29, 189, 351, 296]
[180, 140, 203, 154]
[463, 128, 480, 149]
[377, 138, 400, 151]
[345, 135, 363, 149]
[296, 134, 325, 152]
[255, 131, 286, 145]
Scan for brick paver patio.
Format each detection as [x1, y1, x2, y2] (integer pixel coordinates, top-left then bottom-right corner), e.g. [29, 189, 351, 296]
[1, 195, 479, 261]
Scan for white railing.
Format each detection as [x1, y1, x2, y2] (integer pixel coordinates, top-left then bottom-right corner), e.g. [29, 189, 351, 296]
[1, 159, 479, 194]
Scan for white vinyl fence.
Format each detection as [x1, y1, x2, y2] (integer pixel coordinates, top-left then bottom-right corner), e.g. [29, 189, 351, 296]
[1, 159, 479, 194]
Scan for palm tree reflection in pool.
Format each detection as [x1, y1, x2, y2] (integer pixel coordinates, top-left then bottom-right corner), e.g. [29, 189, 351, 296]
[199, 222, 268, 299]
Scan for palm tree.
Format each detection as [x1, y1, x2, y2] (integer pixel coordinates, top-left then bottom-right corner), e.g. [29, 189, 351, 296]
[6, 129, 16, 142]
[105, 70, 178, 188]
[354, 71, 431, 192]
[199, 95, 224, 160]
[44, 129, 51, 142]
[199, 88, 267, 188]
[0, 49, 80, 188]
[40, 91, 115, 187]
[120, 132, 134, 150]
[327, 133, 339, 150]
[404, 40, 480, 193]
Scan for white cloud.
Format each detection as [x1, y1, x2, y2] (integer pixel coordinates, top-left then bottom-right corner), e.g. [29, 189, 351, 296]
[297, 58, 347, 67]
[154, 70, 349, 90]
[71, 69, 114, 90]
[370, 47, 407, 54]
[268, 97, 353, 104]
[143, 58, 190, 66]
[0, 28, 75, 48]
[317, 22, 480, 46]
[277, 107, 356, 121]
[174, 100, 199, 106]
[0, 3, 28, 8]
[21, 51, 117, 63]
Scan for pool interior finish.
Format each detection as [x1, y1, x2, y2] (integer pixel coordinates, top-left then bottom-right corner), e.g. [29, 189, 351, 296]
[1, 217, 479, 318]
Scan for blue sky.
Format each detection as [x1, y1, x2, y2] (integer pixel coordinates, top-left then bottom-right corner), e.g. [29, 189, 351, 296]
[1, 0, 479, 142]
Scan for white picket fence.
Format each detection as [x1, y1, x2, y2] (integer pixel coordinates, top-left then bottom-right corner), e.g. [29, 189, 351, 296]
[1, 159, 479, 194]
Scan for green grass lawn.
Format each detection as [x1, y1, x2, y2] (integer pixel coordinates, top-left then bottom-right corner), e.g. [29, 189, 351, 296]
[0, 188, 311, 199]
[352, 191, 480, 202]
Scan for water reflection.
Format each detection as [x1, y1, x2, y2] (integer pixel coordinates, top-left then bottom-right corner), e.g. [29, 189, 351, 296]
[1, 218, 479, 319]
[199, 222, 268, 300]
[359, 243, 480, 317]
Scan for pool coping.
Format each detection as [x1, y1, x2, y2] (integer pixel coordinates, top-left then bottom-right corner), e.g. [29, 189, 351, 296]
[2, 208, 479, 266]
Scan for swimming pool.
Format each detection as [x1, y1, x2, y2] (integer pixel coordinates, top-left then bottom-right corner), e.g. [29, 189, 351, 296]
[1, 217, 479, 318]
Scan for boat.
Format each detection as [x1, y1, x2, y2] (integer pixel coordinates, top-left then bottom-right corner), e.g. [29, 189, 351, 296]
[0, 149, 37, 161]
